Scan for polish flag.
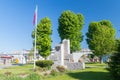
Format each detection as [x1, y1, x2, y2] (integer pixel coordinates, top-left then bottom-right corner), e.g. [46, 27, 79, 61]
[33, 6, 37, 26]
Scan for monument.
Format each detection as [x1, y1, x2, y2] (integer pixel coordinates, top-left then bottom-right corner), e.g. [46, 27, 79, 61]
[49, 39, 85, 70]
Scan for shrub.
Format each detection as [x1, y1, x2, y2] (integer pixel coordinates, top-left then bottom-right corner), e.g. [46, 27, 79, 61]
[36, 60, 53, 68]
[56, 66, 66, 72]
[50, 69, 58, 76]
[4, 71, 12, 76]
[108, 52, 120, 80]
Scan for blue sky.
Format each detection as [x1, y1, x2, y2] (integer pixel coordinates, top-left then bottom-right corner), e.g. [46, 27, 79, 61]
[0, 0, 120, 52]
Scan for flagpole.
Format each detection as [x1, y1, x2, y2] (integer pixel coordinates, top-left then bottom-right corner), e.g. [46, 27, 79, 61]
[34, 5, 38, 69]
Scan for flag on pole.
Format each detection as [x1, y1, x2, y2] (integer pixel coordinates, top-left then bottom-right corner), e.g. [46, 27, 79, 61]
[33, 5, 38, 69]
[33, 6, 37, 26]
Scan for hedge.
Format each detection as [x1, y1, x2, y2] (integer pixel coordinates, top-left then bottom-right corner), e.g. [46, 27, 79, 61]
[35, 60, 53, 68]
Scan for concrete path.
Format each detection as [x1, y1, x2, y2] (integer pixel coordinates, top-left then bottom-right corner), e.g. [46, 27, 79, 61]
[0, 63, 26, 69]
[0, 64, 12, 69]
[85, 66, 107, 68]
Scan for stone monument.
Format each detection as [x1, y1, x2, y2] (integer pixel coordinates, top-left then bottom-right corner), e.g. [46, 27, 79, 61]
[49, 39, 85, 70]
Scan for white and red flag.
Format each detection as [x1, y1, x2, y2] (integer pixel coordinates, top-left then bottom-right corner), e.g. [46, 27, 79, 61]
[33, 5, 38, 69]
[33, 5, 38, 26]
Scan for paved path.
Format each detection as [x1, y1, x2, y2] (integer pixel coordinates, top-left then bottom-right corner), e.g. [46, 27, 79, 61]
[0, 63, 27, 69]
[0, 64, 12, 69]
[85, 66, 107, 68]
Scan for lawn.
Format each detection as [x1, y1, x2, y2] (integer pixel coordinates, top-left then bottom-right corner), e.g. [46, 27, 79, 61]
[45, 67, 110, 80]
[85, 63, 107, 68]
[0, 63, 110, 80]
[0, 64, 34, 74]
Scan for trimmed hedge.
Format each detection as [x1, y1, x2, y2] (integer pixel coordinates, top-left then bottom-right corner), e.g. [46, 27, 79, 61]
[36, 60, 53, 68]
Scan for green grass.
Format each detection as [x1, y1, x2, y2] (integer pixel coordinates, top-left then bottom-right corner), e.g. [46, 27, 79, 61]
[0, 64, 42, 80]
[85, 63, 107, 67]
[0, 63, 110, 80]
[45, 67, 110, 80]
[68, 68, 109, 80]
[0, 64, 34, 74]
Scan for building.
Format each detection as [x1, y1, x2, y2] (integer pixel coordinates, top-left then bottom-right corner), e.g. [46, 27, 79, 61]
[0, 50, 30, 64]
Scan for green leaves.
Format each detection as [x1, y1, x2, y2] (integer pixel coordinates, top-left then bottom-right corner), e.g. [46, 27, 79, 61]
[86, 20, 116, 56]
[115, 39, 120, 52]
[108, 52, 120, 80]
[58, 10, 84, 52]
[37, 17, 52, 35]
[36, 60, 53, 68]
[32, 17, 52, 58]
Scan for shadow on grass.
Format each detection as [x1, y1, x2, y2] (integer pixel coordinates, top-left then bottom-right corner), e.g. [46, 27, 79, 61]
[67, 71, 110, 80]
[12, 63, 24, 66]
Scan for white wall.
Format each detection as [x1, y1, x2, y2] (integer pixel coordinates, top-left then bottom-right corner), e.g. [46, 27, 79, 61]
[72, 52, 83, 62]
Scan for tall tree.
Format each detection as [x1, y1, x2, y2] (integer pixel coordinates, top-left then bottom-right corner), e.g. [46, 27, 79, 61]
[58, 10, 84, 52]
[32, 17, 52, 59]
[108, 39, 120, 80]
[86, 20, 116, 63]
[115, 39, 120, 52]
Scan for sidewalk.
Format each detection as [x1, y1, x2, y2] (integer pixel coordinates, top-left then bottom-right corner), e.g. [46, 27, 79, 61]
[85, 65, 107, 68]
[0, 64, 12, 69]
[0, 63, 26, 69]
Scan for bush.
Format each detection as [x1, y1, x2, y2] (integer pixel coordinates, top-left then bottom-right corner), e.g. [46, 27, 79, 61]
[4, 71, 12, 76]
[36, 60, 53, 68]
[50, 69, 58, 76]
[56, 66, 66, 72]
[108, 52, 120, 80]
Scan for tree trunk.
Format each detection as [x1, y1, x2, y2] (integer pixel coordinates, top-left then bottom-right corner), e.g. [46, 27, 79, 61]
[45, 57, 47, 60]
[99, 56, 103, 64]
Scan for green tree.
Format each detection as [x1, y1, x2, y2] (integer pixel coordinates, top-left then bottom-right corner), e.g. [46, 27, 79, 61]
[86, 20, 116, 63]
[108, 52, 120, 80]
[115, 39, 120, 52]
[108, 39, 120, 80]
[32, 17, 52, 59]
[58, 10, 84, 52]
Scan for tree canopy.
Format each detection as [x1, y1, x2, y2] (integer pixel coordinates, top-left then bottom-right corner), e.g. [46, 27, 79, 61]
[115, 39, 120, 52]
[58, 10, 84, 52]
[108, 39, 120, 80]
[32, 17, 52, 58]
[86, 20, 116, 56]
